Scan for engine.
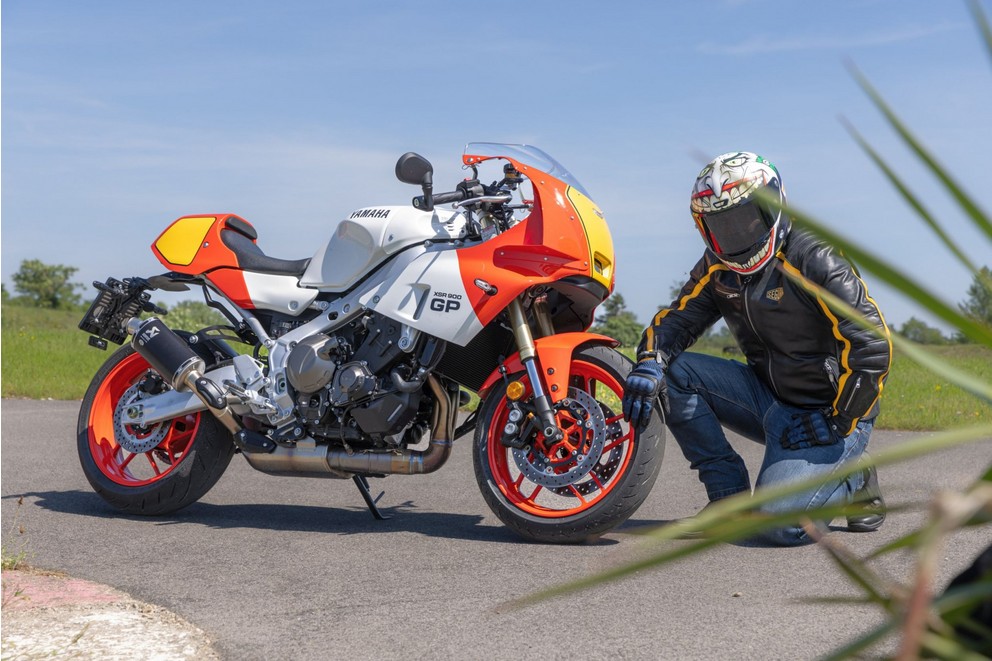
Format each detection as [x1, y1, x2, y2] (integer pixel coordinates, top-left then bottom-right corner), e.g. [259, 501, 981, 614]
[284, 313, 441, 447]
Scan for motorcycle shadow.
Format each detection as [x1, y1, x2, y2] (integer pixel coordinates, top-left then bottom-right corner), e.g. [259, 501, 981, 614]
[20, 490, 621, 545]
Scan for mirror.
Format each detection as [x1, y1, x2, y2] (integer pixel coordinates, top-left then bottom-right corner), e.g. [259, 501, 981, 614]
[395, 152, 433, 185]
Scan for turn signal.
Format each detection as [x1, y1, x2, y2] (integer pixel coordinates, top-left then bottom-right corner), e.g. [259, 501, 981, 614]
[505, 380, 526, 401]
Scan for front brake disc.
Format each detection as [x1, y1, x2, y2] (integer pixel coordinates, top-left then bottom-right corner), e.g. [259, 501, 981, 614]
[551, 403, 624, 496]
[511, 388, 607, 489]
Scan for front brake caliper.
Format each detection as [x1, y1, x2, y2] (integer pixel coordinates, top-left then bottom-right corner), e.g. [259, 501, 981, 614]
[500, 403, 532, 449]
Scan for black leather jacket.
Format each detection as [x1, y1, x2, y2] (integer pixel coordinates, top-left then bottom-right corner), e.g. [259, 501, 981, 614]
[636, 229, 892, 435]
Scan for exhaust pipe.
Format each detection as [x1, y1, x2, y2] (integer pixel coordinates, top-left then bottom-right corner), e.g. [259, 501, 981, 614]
[326, 374, 455, 475]
[243, 375, 457, 478]
[128, 317, 456, 474]
[127, 317, 274, 452]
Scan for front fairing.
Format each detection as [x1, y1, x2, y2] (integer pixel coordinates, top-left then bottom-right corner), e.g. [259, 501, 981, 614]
[454, 144, 615, 327]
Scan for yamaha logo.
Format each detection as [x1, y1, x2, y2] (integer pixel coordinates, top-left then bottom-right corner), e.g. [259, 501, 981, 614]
[349, 208, 391, 219]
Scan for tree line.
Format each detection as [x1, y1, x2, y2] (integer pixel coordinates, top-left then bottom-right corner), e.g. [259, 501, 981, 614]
[4, 258, 990, 345]
[3, 259, 224, 330]
[591, 267, 992, 347]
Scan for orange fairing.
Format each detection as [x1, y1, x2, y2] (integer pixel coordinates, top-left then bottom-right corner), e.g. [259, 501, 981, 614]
[456, 152, 615, 328]
[152, 214, 255, 308]
[477, 332, 621, 403]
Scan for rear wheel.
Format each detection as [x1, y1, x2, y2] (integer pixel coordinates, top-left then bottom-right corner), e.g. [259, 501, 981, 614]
[474, 344, 664, 543]
[77, 345, 235, 515]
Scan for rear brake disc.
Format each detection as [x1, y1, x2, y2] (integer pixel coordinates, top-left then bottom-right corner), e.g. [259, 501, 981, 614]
[113, 384, 171, 454]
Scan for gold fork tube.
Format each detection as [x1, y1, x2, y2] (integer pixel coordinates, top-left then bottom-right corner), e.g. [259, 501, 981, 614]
[507, 298, 537, 361]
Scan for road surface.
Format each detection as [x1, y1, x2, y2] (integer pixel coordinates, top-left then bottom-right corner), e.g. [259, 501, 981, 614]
[2, 399, 989, 660]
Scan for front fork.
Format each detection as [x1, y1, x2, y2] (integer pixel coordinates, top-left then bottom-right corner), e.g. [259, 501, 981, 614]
[507, 297, 564, 442]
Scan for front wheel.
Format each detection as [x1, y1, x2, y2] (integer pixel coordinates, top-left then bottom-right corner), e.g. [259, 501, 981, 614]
[473, 344, 664, 543]
[77, 345, 236, 515]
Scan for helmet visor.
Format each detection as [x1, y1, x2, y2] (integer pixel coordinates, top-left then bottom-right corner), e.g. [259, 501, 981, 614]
[698, 196, 778, 256]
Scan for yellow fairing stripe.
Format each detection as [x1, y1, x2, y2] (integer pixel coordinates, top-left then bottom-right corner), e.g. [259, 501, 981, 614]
[155, 216, 216, 266]
[566, 187, 614, 291]
[778, 255, 892, 435]
[645, 262, 728, 356]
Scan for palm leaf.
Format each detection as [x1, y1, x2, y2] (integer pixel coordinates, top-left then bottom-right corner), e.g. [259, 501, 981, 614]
[818, 620, 898, 661]
[848, 64, 992, 244]
[842, 117, 981, 278]
[510, 424, 992, 609]
[971, 0, 992, 66]
[766, 192, 992, 349]
[920, 631, 991, 660]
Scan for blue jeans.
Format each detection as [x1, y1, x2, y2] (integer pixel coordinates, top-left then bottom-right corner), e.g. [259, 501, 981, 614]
[666, 352, 872, 546]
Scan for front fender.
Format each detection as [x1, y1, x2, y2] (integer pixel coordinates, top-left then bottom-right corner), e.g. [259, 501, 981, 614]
[477, 332, 621, 403]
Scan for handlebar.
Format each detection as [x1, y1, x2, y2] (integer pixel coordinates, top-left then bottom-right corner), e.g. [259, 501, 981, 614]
[453, 194, 512, 208]
[412, 188, 468, 209]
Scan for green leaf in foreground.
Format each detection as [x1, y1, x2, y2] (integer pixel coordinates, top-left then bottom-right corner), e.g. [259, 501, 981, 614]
[504, 425, 992, 610]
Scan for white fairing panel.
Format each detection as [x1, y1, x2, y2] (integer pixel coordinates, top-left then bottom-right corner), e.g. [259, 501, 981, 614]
[300, 206, 467, 291]
[355, 245, 484, 345]
[243, 272, 319, 316]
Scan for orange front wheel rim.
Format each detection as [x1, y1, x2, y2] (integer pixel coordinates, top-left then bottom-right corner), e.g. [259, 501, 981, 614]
[486, 360, 635, 518]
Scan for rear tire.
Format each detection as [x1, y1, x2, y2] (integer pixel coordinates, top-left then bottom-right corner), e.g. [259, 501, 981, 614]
[77, 345, 235, 515]
[473, 344, 664, 543]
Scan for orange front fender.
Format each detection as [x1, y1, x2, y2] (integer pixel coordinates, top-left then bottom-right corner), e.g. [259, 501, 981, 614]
[477, 332, 621, 403]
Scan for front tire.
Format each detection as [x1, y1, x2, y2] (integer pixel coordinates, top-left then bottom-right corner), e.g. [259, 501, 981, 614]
[473, 345, 664, 543]
[77, 345, 235, 515]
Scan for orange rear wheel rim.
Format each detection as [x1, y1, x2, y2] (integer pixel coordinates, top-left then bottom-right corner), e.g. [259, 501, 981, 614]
[87, 353, 201, 487]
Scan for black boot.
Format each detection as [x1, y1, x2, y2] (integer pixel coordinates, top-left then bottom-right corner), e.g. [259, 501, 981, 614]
[847, 465, 885, 532]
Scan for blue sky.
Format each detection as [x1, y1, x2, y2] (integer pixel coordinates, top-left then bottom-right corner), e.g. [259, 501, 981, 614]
[3, 1, 990, 331]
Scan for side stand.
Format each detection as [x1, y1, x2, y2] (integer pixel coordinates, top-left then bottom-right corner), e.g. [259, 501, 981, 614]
[352, 475, 390, 520]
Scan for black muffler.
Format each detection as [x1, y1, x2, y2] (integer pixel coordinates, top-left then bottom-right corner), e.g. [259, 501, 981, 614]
[126, 317, 274, 452]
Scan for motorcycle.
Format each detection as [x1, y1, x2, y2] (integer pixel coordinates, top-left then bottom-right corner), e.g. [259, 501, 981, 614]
[76, 142, 665, 543]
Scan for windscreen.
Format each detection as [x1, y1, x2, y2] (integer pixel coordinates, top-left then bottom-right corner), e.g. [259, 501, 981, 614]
[463, 142, 592, 199]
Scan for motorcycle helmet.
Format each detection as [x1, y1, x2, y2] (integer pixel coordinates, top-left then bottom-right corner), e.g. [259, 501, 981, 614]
[690, 151, 789, 274]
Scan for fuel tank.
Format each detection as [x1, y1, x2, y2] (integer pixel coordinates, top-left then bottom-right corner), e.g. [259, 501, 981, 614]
[300, 206, 467, 291]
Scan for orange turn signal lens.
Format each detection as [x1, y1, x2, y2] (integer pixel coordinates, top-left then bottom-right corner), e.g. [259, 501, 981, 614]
[506, 380, 526, 401]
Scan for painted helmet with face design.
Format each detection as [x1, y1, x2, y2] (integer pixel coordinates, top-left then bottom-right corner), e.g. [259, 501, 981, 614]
[690, 151, 789, 274]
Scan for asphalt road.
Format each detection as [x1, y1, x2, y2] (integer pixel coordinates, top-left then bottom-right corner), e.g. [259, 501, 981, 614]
[2, 399, 989, 660]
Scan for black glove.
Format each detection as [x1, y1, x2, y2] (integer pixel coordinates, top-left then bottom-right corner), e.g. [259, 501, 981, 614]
[780, 410, 844, 450]
[622, 359, 668, 430]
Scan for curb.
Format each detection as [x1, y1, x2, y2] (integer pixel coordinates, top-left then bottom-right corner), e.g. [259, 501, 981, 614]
[2, 569, 218, 660]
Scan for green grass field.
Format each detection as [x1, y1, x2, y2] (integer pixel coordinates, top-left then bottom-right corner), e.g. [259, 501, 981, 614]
[2, 305, 116, 400]
[3, 304, 989, 430]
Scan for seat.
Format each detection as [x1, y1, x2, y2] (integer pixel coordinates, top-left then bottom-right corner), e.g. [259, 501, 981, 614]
[220, 220, 310, 277]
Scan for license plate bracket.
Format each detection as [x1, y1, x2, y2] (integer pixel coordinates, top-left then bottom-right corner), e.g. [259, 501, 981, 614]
[78, 277, 155, 348]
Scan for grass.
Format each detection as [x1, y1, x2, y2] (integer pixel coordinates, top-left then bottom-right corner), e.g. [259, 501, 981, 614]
[2, 496, 30, 573]
[2, 304, 112, 399]
[881, 343, 992, 430]
[3, 303, 990, 430]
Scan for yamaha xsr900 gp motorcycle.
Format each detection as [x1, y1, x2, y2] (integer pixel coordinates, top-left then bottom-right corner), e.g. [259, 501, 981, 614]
[77, 143, 665, 543]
